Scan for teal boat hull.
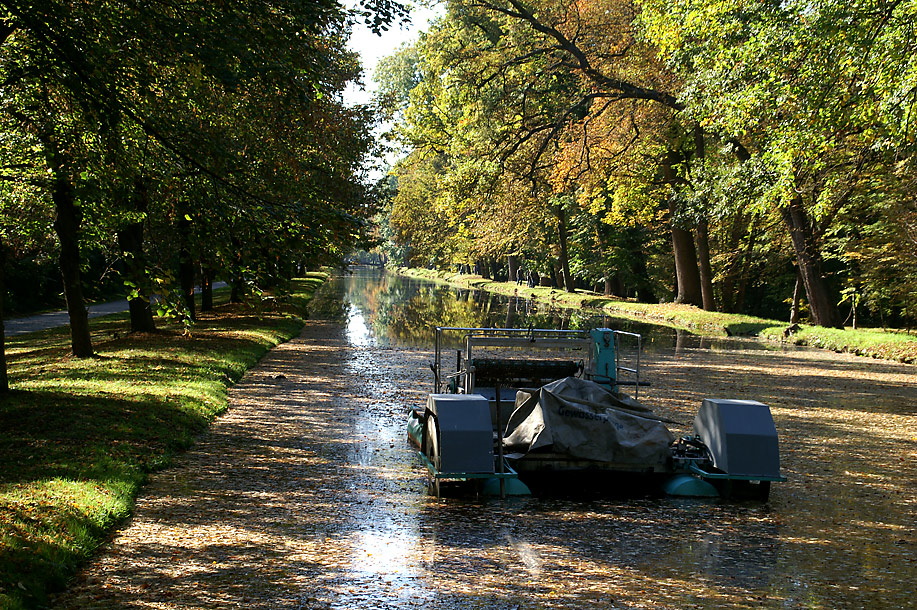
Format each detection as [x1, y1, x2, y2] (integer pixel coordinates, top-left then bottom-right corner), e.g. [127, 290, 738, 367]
[662, 474, 719, 497]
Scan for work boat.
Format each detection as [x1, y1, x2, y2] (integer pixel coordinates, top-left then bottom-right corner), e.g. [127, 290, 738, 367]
[406, 327, 786, 499]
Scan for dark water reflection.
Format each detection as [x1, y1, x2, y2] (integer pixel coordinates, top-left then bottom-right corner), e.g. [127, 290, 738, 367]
[328, 267, 780, 356]
[313, 268, 911, 610]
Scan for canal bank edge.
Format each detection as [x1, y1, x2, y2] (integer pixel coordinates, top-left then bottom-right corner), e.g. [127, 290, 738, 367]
[391, 266, 917, 364]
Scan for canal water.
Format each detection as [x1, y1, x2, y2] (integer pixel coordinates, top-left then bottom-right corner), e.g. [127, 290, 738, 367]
[324, 267, 745, 351]
[302, 267, 915, 610]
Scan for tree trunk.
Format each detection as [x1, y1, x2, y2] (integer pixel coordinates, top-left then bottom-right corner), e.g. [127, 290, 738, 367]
[117, 221, 156, 333]
[507, 255, 520, 284]
[695, 219, 716, 311]
[728, 141, 840, 327]
[663, 156, 703, 306]
[670, 218, 702, 305]
[0, 240, 8, 393]
[693, 126, 716, 311]
[230, 277, 244, 303]
[555, 206, 575, 293]
[480, 260, 491, 279]
[117, 178, 156, 333]
[675, 328, 687, 355]
[51, 163, 93, 357]
[780, 196, 841, 328]
[594, 224, 616, 298]
[790, 268, 803, 324]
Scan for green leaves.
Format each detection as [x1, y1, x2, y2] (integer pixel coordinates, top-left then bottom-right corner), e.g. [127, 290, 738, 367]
[0, 0, 380, 324]
[374, 0, 916, 325]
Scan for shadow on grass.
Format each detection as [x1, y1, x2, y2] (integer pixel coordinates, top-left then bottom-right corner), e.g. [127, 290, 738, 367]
[0, 389, 211, 609]
[723, 321, 776, 336]
[0, 390, 210, 487]
[0, 294, 314, 610]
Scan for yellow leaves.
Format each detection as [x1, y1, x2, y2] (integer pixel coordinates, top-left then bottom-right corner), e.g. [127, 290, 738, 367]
[577, 177, 660, 229]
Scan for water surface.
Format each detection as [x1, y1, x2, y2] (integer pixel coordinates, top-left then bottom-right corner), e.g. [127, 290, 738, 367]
[307, 267, 916, 610]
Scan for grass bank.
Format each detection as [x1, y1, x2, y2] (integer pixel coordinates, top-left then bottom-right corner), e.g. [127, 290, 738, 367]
[0, 274, 327, 610]
[397, 267, 917, 364]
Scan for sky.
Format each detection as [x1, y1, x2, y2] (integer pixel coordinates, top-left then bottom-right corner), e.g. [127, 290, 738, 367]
[343, 3, 442, 177]
[344, 2, 442, 107]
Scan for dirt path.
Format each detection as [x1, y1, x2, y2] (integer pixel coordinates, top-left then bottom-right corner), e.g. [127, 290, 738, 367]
[55, 319, 916, 609]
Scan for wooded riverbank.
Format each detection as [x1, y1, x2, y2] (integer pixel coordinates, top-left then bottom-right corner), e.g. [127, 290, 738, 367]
[395, 267, 917, 364]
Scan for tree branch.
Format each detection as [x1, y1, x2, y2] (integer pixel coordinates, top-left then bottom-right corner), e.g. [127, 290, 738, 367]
[472, 0, 683, 109]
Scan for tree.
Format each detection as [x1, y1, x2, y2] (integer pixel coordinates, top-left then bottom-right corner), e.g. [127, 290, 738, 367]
[377, 0, 917, 327]
[0, 126, 55, 390]
[0, 0, 390, 386]
[380, 0, 723, 305]
[639, 0, 917, 327]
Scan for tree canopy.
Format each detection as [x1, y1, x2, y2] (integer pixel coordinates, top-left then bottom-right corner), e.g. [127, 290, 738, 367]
[0, 0, 395, 387]
[374, 0, 917, 329]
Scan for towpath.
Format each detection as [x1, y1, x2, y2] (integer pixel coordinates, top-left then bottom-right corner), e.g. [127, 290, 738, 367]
[4, 283, 227, 336]
[4, 300, 130, 337]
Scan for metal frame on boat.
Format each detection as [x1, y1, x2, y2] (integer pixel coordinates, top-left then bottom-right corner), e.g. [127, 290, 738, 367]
[431, 326, 644, 396]
[408, 326, 786, 500]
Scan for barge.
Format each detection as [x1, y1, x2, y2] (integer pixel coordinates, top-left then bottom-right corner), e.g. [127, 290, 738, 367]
[407, 326, 786, 500]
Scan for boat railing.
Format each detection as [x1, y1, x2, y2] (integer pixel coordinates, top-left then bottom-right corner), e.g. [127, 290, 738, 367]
[433, 326, 593, 394]
[613, 330, 644, 398]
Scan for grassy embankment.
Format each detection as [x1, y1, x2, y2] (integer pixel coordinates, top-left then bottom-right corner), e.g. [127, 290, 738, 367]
[0, 274, 327, 610]
[398, 267, 917, 364]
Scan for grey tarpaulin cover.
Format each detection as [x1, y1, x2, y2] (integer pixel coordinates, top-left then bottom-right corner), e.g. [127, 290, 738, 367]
[502, 377, 674, 465]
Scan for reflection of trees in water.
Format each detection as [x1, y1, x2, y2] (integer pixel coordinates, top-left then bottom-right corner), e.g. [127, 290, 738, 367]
[308, 276, 350, 322]
[340, 270, 686, 349]
[370, 291, 600, 346]
[341, 270, 785, 358]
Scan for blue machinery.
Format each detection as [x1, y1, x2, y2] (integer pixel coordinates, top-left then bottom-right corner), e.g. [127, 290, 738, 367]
[409, 326, 786, 499]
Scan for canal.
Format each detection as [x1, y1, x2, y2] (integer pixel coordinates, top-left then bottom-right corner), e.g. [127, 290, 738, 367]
[299, 267, 916, 610]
